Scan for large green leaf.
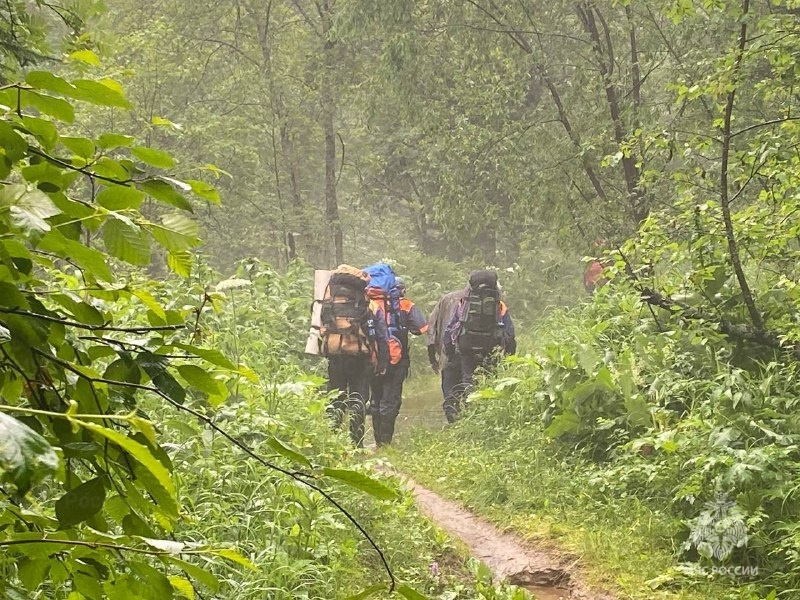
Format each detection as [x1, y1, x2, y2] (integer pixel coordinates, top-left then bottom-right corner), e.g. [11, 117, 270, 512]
[396, 584, 430, 600]
[105, 561, 173, 600]
[267, 436, 312, 469]
[21, 90, 74, 123]
[166, 557, 219, 593]
[78, 420, 178, 517]
[322, 468, 401, 501]
[177, 364, 219, 395]
[171, 343, 236, 370]
[544, 411, 580, 438]
[167, 251, 192, 277]
[55, 476, 107, 528]
[186, 180, 220, 203]
[60, 136, 96, 160]
[71, 79, 131, 109]
[38, 231, 114, 282]
[139, 179, 192, 211]
[148, 214, 199, 253]
[0, 412, 58, 495]
[25, 71, 76, 96]
[0, 184, 61, 233]
[103, 215, 151, 265]
[0, 121, 27, 162]
[131, 146, 176, 169]
[96, 186, 145, 211]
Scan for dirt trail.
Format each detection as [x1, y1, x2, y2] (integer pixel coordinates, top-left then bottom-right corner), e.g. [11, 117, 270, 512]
[379, 466, 614, 600]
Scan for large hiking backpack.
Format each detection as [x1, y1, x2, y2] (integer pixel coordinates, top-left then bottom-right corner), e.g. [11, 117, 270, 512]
[319, 265, 373, 357]
[457, 270, 503, 355]
[364, 263, 405, 364]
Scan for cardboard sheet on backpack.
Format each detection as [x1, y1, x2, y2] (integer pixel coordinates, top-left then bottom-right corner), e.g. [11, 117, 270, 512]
[305, 269, 332, 355]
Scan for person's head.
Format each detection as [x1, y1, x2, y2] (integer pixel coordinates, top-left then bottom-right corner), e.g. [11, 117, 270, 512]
[395, 276, 406, 297]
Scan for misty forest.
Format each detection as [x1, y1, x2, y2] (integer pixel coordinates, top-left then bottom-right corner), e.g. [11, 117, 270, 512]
[2, 0, 800, 599]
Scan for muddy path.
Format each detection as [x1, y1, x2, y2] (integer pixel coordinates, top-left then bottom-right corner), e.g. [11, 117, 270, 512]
[378, 465, 615, 600]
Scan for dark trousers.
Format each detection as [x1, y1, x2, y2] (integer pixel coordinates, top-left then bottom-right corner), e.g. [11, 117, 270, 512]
[327, 355, 370, 447]
[370, 360, 409, 445]
[441, 355, 465, 423]
[443, 353, 497, 422]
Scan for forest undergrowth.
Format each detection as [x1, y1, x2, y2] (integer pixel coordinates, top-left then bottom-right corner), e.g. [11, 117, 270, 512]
[393, 281, 800, 600]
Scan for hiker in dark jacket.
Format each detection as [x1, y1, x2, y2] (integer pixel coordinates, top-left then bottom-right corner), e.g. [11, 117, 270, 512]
[323, 267, 389, 447]
[369, 276, 428, 445]
[427, 289, 466, 423]
[443, 271, 516, 408]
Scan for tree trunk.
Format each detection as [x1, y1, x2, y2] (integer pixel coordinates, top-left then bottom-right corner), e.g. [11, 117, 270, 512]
[321, 2, 343, 266]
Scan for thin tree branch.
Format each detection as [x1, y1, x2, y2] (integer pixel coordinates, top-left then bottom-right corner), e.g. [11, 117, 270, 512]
[0, 307, 184, 333]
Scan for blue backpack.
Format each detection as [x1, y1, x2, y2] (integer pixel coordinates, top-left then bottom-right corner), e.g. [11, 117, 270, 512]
[363, 263, 396, 293]
[363, 263, 406, 363]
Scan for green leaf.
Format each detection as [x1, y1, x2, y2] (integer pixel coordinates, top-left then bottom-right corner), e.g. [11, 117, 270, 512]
[167, 251, 192, 277]
[71, 79, 131, 109]
[177, 365, 219, 395]
[122, 561, 174, 600]
[169, 576, 195, 600]
[148, 214, 199, 252]
[166, 558, 219, 593]
[68, 49, 102, 66]
[139, 179, 192, 211]
[17, 557, 51, 591]
[131, 146, 176, 169]
[0, 184, 61, 233]
[267, 436, 312, 469]
[60, 136, 95, 159]
[103, 215, 151, 265]
[97, 133, 134, 150]
[55, 476, 107, 528]
[170, 343, 236, 370]
[22, 90, 75, 123]
[0, 281, 31, 308]
[186, 180, 220, 203]
[96, 185, 144, 211]
[212, 548, 258, 571]
[0, 121, 27, 162]
[25, 71, 76, 96]
[322, 468, 400, 501]
[396, 584, 430, 600]
[132, 290, 166, 320]
[51, 294, 104, 326]
[19, 116, 58, 150]
[544, 411, 580, 438]
[78, 420, 178, 516]
[38, 231, 114, 282]
[595, 366, 615, 392]
[0, 412, 58, 495]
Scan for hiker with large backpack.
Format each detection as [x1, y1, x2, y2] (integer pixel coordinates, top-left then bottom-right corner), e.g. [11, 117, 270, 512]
[363, 264, 428, 446]
[427, 288, 467, 423]
[318, 265, 389, 447]
[443, 270, 516, 416]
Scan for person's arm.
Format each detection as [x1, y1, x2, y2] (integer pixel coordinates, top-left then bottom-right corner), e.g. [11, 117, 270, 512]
[443, 306, 461, 358]
[426, 299, 442, 372]
[372, 306, 390, 374]
[501, 311, 516, 356]
[405, 301, 428, 336]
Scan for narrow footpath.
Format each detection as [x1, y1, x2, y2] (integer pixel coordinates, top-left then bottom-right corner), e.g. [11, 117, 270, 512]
[377, 465, 615, 600]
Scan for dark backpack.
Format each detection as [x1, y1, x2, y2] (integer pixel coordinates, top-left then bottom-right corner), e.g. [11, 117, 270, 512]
[457, 270, 502, 355]
[319, 265, 373, 356]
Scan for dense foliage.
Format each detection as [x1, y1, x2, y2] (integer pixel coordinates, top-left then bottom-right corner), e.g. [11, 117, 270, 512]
[4, 0, 800, 598]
